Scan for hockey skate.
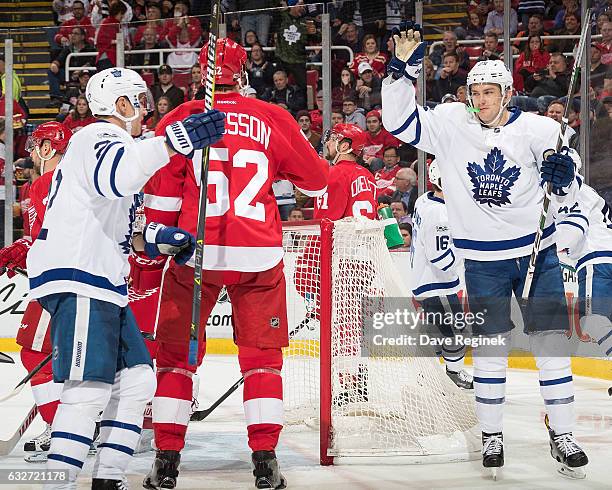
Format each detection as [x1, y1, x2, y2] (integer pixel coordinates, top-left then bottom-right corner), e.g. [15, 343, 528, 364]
[252, 451, 286, 489]
[92, 477, 129, 489]
[482, 432, 504, 480]
[546, 420, 588, 479]
[23, 424, 51, 463]
[445, 367, 474, 390]
[143, 450, 181, 489]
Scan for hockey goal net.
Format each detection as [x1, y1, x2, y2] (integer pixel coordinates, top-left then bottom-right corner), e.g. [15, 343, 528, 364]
[281, 218, 480, 465]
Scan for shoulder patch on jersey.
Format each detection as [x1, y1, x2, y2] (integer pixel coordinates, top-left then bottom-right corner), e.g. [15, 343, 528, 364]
[467, 147, 520, 208]
[97, 131, 121, 139]
[436, 225, 449, 232]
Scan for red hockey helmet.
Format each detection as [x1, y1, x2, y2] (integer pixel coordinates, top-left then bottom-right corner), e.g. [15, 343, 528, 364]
[331, 123, 367, 155]
[27, 122, 73, 154]
[199, 37, 247, 86]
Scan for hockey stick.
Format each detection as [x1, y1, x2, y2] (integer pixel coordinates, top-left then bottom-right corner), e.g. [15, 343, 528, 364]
[0, 352, 14, 364]
[190, 312, 317, 421]
[0, 352, 52, 403]
[520, 10, 591, 301]
[188, 0, 221, 367]
[0, 404, 38, 456]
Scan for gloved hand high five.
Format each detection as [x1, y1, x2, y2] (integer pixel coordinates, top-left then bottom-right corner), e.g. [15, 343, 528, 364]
[143, 222, 196, 265]
[389, 21, 427, 81]
[0, 238, 31, 278]
[541, 147, 576, 189]
[165, 109, 225, 158]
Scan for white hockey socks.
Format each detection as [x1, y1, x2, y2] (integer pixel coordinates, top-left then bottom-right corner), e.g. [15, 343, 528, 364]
[473, 355, 508, 434]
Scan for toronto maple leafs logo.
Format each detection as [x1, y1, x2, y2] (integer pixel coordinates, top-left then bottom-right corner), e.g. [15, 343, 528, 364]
[284, 24, 301, 45]
[467, 148, 520, 207]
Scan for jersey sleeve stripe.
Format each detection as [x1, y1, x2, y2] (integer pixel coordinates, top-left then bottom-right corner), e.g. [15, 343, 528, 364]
[109, 146, 126, 198]
[144, 194, 183, 212]
[93, 141, 123, 197]
[431, 248, 452, 264]
[440, 250, 456, 271]
[565, 213, 589, 225]
[389, 108, 423, 146]
[558, 220, 585, 235]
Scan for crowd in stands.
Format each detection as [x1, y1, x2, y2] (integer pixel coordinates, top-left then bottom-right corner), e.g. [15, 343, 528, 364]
[1, 0, 611, 241]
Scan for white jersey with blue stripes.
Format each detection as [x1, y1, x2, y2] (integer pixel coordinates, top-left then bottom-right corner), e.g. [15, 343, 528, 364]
[410, 192, 462, 299]
[555, 180, 612, 271]
[27, 121, 170, 306]
[381, 76, 578, 261]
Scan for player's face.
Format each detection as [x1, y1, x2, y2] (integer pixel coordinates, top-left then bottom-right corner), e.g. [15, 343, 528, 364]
[366, 116, 380, 133]
[470, 84, 506, 124]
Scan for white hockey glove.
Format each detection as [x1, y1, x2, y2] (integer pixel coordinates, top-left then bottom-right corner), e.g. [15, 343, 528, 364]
[165, 109, 226, 159]
[388, 21, 427, 81]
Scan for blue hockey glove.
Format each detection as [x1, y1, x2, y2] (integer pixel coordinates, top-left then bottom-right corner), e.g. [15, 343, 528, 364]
[389, 21, 427, 81]
[165, 109, 225, 158]
[143, 222, 195, 265]
[541, 147, 575, 189]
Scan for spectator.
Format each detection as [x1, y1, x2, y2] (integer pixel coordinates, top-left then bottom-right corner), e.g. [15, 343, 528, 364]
[423, 57, 436, 103]
[263, 70, 306, 114]
[65, 68, 91, 102]
[184, 64, 201, 101]
[243, 86, 258, 98]
[517, 1, 545, 31]
[553, 0, 579, 30]
[479, 31, 502, 61]
[150, 64, 185, 108]
[441, 93, 459, 103]
[349, 34, 389, 78]
[342, 97, 366, 129]
[355, 62, 382, 111]
[433, 53, 468, 103]
[144, 95, 173, 129]
[243, 30, 260, 48]
[545, 99, 565, 124]
[0, 117, 6, 244]
[384, 0, 409, 44]
[94, 1, 127, 70]
[90, 0, 132, 27]
[591, 44, 610, 91]
[430, 31, 468, 72]
[331, 110, 345, 126]
[374, 146, 401, 192]
[380, 167, 418, 215]
[551, 12, 581, 56]
[513, 35, 550, 93]
[513, 14, 551, 52]
[333, 22, 362, 64]
[52, 0, 90, 24]
[485, 0, 518, 37]
[0, 54, 22, 102]
[362, 110, 400, 169]
[309, 90, 323, 134]
[0, 96, 26, 130]
[288, 207, 304, 221]
[398, 222, 412, 249]
[390, 200, 411, 224]
[131, 26, 166, 77]
[274, 0, 316, 92]
[132, 2, 167, 45]
[597, 22, 612, 64]
[160, 0, 174, 18]
[54, 1, 95, 46]
[296, 110, 321, 149]
[48, 27, 95, 104]
[233, 1, 273, 47]
[455, 8, 486, 40]
[132, 0, 147, 22]
[164, 0, 202, 47]
[527, 52, 571, 113]
[273, 180, 296, 220]
[246, 42, 274, 98]
[61, 95, 96, 131]
[456, 85, 468, 103]
[166, 24, 200, 75]
[332, 68, 358, 109]
[596, 12, 610, 35]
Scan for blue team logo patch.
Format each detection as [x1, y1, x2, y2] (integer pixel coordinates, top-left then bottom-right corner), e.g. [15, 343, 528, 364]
[467, 147, 520, 208]
[111, 69, 122, 77]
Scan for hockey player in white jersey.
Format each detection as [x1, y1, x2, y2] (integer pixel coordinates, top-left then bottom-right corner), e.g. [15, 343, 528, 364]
[411, 160, 473, 390]
[26, 67, 225, 490]
[555, 174, 612, 360]
[382, 22, 587, 478]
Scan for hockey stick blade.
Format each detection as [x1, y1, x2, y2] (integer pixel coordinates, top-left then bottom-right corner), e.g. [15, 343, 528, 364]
[0, 352, 52, 403]
[0, 404, 38, 456]
[190, 313, 317, 422]
[0, 352, 14, 364]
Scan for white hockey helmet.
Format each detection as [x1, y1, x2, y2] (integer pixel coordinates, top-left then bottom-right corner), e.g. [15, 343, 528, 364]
[466, 60, 513, 101]
[428, 159, 442, 189]
[86, 68, 147, 127]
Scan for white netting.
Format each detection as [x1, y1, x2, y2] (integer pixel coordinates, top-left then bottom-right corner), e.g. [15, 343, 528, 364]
[282, 218, 480, 462]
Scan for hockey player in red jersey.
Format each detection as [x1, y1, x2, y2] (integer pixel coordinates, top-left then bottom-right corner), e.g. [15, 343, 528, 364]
[0, 122, 72, 460]
[314, 123, 377, 220]
[143, 38, 328, 489]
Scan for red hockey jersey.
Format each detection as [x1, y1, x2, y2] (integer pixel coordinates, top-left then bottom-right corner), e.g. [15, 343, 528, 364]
[362, 128, 400, 160]
[145, 92, 328, 272]
[314, 160, 377, 221]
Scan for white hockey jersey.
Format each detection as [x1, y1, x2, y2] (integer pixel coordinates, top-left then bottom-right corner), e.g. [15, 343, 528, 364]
[381, 77, 578, 261]
[27, 121, 170, 307]
[411, 192, 462, 299]
[555, 178, 612, 271]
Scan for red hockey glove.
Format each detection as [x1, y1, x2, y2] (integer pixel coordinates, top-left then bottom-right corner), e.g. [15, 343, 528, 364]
[0, 238, 31, 278]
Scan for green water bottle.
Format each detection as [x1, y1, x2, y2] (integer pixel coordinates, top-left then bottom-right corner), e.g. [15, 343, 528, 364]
[377, 205, 404, 250]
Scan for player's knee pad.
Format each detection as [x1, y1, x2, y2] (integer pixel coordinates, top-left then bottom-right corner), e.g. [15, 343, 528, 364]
[238, 345, 283, 374]
[118, 364, 157, 404]
[60, 379, 112, 420]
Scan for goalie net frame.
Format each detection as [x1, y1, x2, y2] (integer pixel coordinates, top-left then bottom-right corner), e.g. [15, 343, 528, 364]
[281, 218, 480, 466]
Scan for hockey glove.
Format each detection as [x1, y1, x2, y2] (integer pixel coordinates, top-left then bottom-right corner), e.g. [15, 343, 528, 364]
[541, 147, 575, 189]
[389, 21, 427, 81]
[143, 222, 196, 265]
[128, 253, 167, 292]
[0, 238, 31, 278]
[165, 109, 226, 159]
